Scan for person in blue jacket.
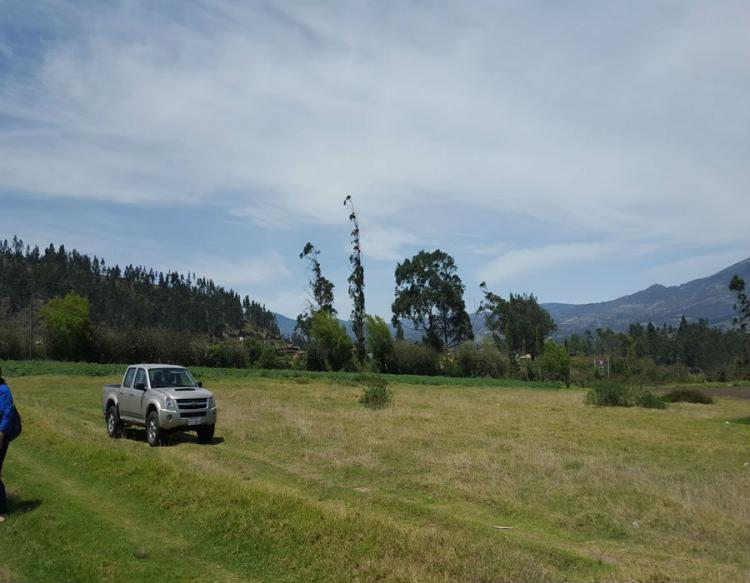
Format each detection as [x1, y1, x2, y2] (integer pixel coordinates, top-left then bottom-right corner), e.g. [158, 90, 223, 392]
[0, 372, 14, 523]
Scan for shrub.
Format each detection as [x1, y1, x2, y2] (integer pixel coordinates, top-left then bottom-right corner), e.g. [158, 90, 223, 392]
[359, 378, 393, 410]
[456, 342, 479, 376]
[244, 338, 263, 363]
[257, 344, 280, 369]
[41, 293, 92, 361]
[635, 391, 666, 409]
[308, 312, 353, 371]
[365, 315, 394, 373]
[585, 382, 667, 409]
[456, 339, 508, 378]
[662, 388, 714, 404]
[205, 342, 247, 368]
[537, 340, 570, 386]
[0, 327, 26, 360]
[392, 340, 439, 375]
[585, 382, 633, 407]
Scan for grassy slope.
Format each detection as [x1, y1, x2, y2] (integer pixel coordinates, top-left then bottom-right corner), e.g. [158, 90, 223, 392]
[0, 374, 748, 582]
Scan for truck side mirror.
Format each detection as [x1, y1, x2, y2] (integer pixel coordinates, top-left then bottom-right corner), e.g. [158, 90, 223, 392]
[197, 381, 203, 388]
[135, 382, 146, 391]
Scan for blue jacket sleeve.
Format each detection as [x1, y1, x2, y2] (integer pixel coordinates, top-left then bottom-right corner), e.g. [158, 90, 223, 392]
[0, 384, 13, 433]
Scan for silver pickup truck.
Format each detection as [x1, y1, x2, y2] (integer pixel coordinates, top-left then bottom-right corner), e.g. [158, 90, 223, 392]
[102, 364, 217, 447]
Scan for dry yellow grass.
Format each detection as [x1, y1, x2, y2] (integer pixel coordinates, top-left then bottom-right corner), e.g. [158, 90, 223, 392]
[1, 374, 749, 582]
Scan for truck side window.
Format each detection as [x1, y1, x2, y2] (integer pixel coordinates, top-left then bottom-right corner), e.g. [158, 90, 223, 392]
[134, 368, 147, 388]
[123, 367, 136, 388]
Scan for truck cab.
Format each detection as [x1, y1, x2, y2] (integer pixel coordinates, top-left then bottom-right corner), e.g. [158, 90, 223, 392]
[102, 364, 217, 446]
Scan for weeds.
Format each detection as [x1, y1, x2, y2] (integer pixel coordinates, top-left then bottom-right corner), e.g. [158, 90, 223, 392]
[358, 377, 393, 409]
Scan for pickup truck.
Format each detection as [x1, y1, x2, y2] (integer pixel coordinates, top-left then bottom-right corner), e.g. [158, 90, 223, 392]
[102, 364, 217, 446]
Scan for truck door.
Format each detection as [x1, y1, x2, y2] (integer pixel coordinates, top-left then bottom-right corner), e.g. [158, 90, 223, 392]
[118, 367, 136, 418]
[122, 367, 148, 420]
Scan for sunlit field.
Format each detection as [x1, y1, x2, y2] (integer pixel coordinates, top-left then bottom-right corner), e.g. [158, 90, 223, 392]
[1, 372, 748, 583]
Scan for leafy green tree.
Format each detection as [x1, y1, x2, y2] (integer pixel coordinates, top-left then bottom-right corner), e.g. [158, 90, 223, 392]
[479, 283, 555, 358]
[344, 196, 366, 363]
[295, 242, 336, 342]
[391, 250, 473, 350]
[308, 311, 353, 371]
[41, 293, 92, 360]
[537, 340, 571, 386]
[365, 315, 393, 372]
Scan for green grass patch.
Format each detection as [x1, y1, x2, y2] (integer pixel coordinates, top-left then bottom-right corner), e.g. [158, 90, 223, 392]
[0, 359, 564, 389]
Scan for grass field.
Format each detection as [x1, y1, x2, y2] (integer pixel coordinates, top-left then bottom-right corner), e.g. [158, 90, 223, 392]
[0, 372, 748, 582]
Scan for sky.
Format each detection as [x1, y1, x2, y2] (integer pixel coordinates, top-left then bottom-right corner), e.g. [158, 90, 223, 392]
[1, 0, 748, 319]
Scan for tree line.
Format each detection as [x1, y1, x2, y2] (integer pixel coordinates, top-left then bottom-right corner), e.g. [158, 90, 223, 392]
[0, 236, 279, 338]
[1, 204, 747, 386]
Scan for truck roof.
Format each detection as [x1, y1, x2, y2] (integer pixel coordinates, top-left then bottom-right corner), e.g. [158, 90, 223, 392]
[128, 364, 188, 369]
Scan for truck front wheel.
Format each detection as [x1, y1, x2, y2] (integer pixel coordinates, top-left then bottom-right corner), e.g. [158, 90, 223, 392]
[196, 424, 215, 444]
[106, 405, 123, 439]
[146, 411, 163, 447]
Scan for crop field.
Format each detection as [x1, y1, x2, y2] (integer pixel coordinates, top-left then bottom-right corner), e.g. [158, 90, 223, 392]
[0, 371, 749, 583]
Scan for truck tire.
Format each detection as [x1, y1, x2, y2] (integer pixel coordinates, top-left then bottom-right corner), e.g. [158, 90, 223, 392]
[146, 410, 163, 447]
[196, 424, 215, 444]
[106, 405, 124, 439]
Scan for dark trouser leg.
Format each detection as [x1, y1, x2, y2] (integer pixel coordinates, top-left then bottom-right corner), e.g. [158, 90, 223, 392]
[0, 436, 8, 515]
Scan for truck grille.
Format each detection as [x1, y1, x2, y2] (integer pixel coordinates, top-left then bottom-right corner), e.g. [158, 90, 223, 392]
[177, 398, 208, 419]
[177, 398, 208, 410]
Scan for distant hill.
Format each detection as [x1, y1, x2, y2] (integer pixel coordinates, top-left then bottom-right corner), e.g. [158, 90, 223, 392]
[274, 312, 298, 339]
[276, 257, 750, 341]
[541, 257, 750, 337]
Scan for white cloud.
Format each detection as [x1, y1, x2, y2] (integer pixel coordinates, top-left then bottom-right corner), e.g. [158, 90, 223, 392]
[477, 242, 620, 287]
[362, 225, 421, 261]
[189, 253, 290, 290]
[641, 250, 749, 286]
[0, 0, 748, 288]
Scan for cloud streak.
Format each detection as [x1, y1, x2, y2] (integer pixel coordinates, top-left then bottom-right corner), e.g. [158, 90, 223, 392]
[0, 1, 748, 313]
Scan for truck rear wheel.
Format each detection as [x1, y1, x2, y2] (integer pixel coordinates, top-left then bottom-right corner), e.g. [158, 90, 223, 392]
[196, 424, 215, 444]
[106, 405, 123, 439]
[146, 410, 163, 447]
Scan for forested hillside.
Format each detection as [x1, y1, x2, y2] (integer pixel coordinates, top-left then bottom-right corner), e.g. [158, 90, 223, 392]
[0, 237, 278, 337]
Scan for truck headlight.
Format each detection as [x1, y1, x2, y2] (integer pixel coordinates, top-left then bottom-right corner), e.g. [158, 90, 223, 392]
[208, 397, 216, 409]
[165, 397, 177, 411]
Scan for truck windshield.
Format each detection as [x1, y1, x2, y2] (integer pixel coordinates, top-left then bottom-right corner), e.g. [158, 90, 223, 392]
[148, 368, 197, 388]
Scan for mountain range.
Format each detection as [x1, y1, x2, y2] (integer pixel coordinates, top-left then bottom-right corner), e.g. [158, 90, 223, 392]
[274, 257, 750, 341]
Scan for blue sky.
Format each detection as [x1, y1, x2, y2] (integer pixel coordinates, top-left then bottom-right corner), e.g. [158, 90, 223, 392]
[1, 1, 748, 318]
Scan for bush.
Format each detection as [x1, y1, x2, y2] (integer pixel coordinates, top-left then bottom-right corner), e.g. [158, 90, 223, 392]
[662, 387, 714, 404]
[391, 340, 439, 375]
[584, 382, 631, 406]
[308, 312, 353, 371]
[456, 339, 508, 378]
[365, 315, 394, 373]
[584, 382, 666, 409]
[41, 293, 92, 361]
[0, 327, 26, 360]
[359, 377, 393, 410]
[635, 391, 667, 409]
[537, 340, 570, 386]
[205, 342, 247, 368]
